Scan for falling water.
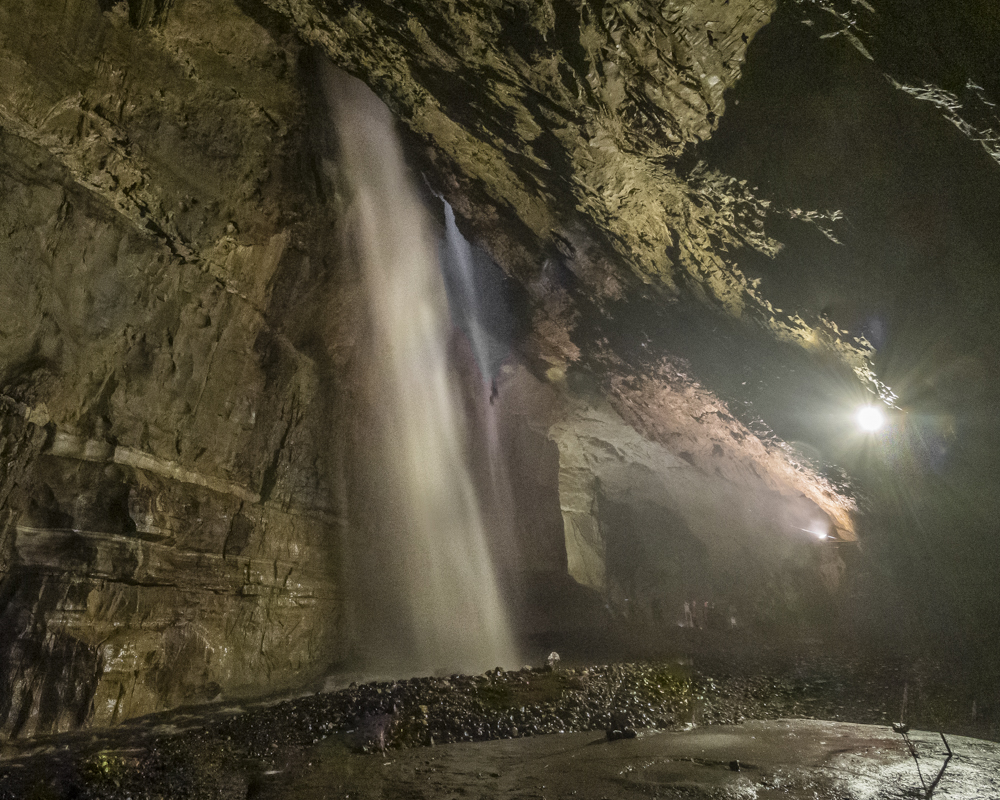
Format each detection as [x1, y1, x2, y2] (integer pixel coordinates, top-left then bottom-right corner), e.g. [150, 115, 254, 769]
[440, 204, 521, 574]
[441, 203, 495, 383]
[324, 65, 517, 674]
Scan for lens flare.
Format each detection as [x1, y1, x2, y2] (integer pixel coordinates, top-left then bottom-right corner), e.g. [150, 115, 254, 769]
[856, 404, 885, 432]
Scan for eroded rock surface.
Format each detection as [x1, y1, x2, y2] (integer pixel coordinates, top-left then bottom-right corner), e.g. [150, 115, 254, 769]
[0, 0, 347, 737]
[264, 0, 889, 392]
[0, 0, 860, 736]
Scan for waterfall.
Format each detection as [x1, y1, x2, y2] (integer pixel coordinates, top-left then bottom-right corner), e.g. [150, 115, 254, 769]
[440, 203, 522, 574]
[442, 202, 494, 384]
[324, 65, 517, 675]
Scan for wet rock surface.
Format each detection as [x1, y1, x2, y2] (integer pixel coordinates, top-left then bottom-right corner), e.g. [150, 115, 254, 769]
[0, 0, 351, 736]
[269, 721, 1000, 800]
[1, 638, 996, 799]
[267, 0, 892, 390]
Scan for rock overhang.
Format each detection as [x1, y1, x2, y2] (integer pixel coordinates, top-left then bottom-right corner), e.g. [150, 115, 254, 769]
[256, 0, 897, 501]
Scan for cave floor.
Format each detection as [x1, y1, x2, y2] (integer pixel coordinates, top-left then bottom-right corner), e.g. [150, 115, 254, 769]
[255, 720, 1000, 800]
[4, 717, 1000, 799]
[2, 637, 999, 798]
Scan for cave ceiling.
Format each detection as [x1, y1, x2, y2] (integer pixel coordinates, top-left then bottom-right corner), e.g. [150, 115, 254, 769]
[258, 0, 1000, 525]
[1, 0, 998, 531]
[271, 0, 887, 385]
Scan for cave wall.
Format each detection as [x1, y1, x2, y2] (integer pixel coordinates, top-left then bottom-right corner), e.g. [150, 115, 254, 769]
[479, 359, 851, 640]
[0, 0, 875, 737]
[0, 0, 351, 737]
[550, 398, 843, 629]
[702, 1, 1000, 652]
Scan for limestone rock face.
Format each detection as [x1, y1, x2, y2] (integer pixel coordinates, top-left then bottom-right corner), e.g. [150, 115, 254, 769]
[0, 0, 347, 737]
[478, 358, 850, 638]
[550, 397, 843, 623]
[0, 0, 859, 737]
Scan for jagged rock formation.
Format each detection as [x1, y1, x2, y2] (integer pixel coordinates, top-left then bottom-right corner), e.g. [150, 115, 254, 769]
[1, 0, 997, 739]
[268, 0, 888, 391]
[787, 0, 1000, 165]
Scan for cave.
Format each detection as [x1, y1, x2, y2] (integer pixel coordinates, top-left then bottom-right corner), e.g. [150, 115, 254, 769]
[1, 0, 999, 796]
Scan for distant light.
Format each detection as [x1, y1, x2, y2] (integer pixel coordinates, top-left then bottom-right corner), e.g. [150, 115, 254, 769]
[808, 521, 829, 540]
[796, 521, 829, 540]
[856, 404, 885, 432]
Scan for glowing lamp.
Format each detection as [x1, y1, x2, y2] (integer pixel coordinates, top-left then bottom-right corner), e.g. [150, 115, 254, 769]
[856, 404, 885, 432]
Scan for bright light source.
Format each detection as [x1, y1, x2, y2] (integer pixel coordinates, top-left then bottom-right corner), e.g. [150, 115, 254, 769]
[856, 404, 885, 432]
[808, 521, 829, 540]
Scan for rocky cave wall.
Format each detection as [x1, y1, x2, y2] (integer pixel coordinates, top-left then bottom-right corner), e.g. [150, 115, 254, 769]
[482, 355, 852, 640]
[0, 0, 354, 737]
[0, 0, 901, 738]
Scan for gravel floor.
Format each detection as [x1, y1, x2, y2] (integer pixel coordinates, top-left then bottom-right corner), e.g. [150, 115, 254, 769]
[1, 632, 996, 799]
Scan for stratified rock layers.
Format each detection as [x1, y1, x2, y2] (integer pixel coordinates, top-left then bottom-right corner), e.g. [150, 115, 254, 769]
[0, 1, 346, 737]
